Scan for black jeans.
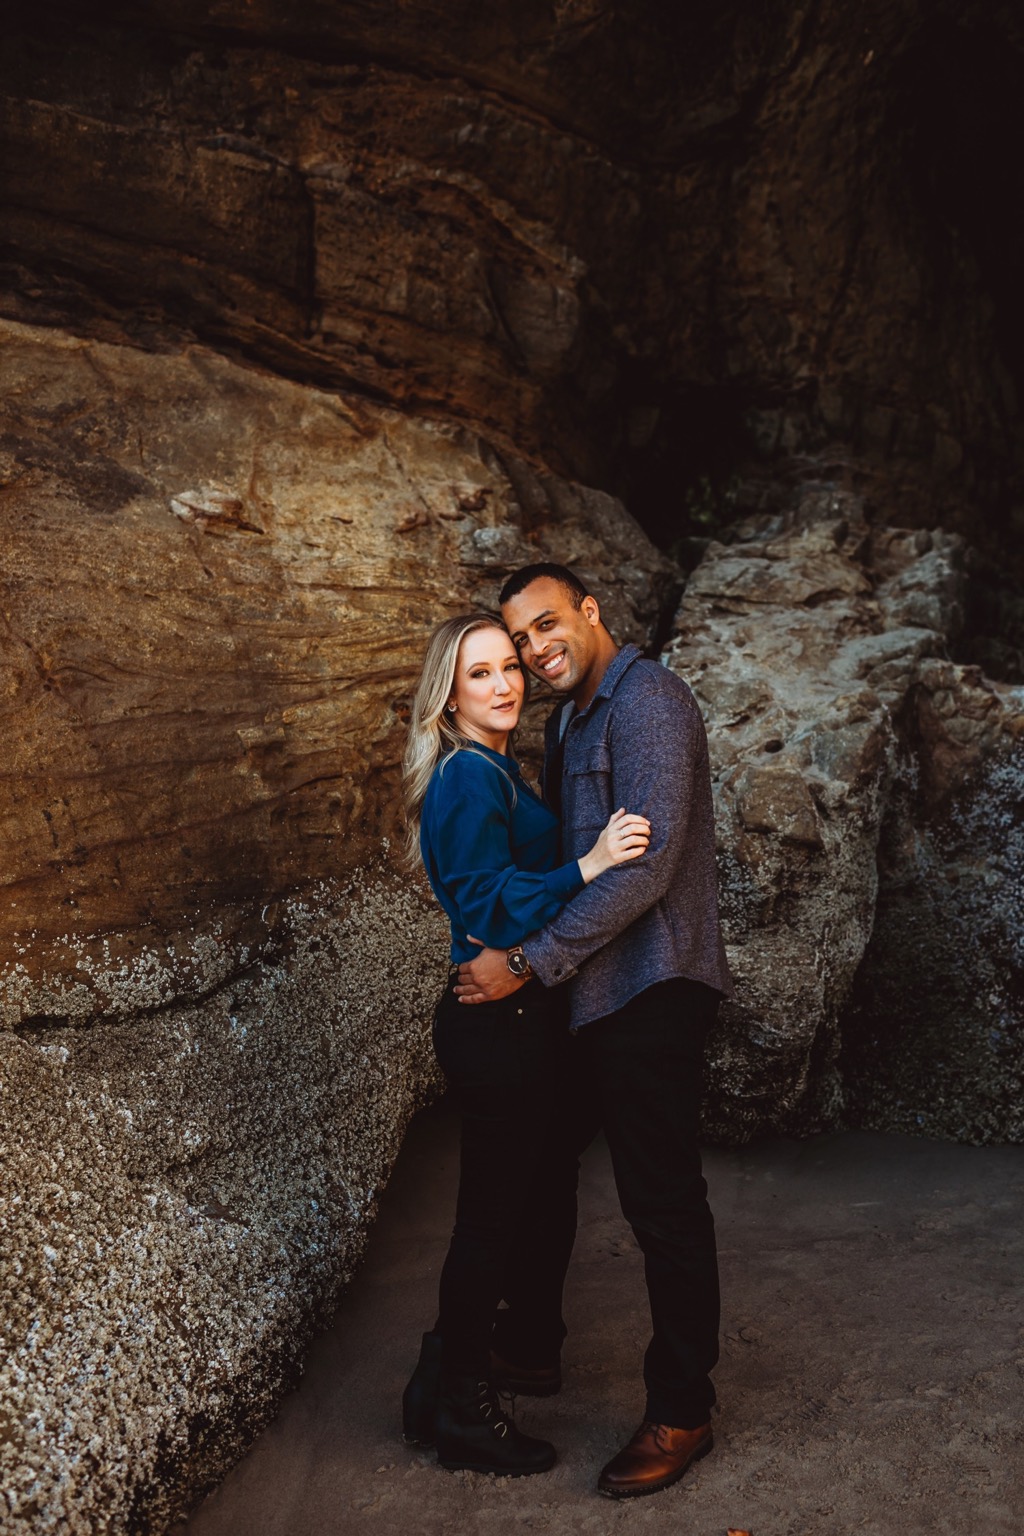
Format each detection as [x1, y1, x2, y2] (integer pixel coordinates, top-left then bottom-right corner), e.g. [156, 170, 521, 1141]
[432, 971, 576, 1375]
[502, 976, 720, 1429]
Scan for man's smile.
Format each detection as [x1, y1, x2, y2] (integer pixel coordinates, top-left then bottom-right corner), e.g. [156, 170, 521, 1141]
[537, 649, 568, 678]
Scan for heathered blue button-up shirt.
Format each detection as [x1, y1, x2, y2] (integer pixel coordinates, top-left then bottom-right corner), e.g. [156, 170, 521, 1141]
[522, 644, 733, 1027]
[420, 743, 585, 962]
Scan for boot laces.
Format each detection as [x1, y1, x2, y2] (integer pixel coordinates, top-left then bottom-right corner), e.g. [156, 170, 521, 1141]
[475, 1380, 516, 1438]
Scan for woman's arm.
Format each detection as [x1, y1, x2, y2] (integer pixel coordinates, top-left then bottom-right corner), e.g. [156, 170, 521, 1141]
[424, 754, 650, 951]
[423, 756, 584, 949]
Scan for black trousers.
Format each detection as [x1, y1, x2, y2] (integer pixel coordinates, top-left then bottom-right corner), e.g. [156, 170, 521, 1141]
[432, 971, 576, 1375]
[433, 972, 720, 1425]
[500, 976, 721, 1429]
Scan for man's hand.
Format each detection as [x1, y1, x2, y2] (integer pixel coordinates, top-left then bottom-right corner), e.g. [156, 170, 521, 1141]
[455, 944, 526, 1004]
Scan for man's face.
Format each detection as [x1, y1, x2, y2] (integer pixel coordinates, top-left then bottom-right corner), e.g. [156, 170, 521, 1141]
[501, 576, 602, 696]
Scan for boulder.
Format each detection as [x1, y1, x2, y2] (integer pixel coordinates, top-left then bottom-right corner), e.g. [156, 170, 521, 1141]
[1, 877, 447, 1536]
[663, 496, 1023, 1141]
[842, 669, 1024, 1143]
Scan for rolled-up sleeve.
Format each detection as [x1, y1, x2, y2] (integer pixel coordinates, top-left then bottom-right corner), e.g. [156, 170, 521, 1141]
[423, 756, 584, 949]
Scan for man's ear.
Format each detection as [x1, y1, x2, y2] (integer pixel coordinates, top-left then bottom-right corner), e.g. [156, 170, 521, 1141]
[582, 594, 601, 627]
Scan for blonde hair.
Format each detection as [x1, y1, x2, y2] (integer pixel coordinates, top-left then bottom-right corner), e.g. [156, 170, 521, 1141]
[402, 613, 524, 868]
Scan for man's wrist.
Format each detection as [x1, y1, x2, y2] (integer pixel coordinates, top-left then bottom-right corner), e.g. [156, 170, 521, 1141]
[506, 944, 533, 979]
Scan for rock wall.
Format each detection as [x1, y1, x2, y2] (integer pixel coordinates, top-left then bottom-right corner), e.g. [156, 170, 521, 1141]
[0, 316, 672, 1016]
[0, 316, 673, 1534]
[663, 494, 1024, 1142]
[841, 679, 1024, 1142]
[3, 1, 1024, 546]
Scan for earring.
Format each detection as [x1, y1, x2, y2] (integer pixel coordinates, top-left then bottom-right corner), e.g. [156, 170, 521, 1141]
[446, 702, 456, 714]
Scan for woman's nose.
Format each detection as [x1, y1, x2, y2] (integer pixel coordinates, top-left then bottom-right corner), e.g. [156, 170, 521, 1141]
[494, 672, 511, 694]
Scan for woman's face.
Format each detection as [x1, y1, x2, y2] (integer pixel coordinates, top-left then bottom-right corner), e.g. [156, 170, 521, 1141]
[450, 626, 525, 751]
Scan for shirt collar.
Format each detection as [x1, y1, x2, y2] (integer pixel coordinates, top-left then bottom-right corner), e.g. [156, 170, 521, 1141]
[460, 739, 522, 775]
[580, 642, 641, 714]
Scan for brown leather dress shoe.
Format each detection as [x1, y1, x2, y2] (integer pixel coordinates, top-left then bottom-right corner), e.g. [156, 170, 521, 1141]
[597, 1420, 713, 1498]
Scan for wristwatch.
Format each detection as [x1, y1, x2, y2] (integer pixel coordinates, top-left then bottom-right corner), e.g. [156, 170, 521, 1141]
[506, 945, 533, 979]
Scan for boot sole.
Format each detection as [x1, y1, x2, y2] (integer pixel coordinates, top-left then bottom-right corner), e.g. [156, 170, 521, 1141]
[597, 1433, 713, 1499]
[437, 1451, 557, 1477]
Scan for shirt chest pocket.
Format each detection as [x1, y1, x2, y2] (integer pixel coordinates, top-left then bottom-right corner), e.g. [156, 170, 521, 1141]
[564, 741, 612, 832]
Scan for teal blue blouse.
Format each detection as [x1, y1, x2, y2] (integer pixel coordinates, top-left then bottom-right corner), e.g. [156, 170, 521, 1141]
[420, 743, 585, 962]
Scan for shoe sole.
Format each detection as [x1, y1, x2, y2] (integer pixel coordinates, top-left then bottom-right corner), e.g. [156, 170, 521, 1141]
[437, 1452, 557, 1477]
[402, 1433, 435, 1449]
[597, 1433, 713, 1499]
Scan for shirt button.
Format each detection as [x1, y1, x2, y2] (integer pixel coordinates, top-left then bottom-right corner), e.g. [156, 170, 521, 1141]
[517, 1008, 523, 1016]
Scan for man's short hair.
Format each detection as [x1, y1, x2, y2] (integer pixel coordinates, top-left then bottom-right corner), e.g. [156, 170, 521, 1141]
[498, 562, 590, 611]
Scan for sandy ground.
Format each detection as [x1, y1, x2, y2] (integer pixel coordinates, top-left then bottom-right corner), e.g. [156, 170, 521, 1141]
[174, 1102, 1023, 1536]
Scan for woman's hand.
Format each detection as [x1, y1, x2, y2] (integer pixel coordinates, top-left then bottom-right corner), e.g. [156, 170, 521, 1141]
[578, 807, 651, 884]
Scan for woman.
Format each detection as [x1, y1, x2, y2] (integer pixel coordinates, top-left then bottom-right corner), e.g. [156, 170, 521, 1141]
[400, 612, 649, 1477]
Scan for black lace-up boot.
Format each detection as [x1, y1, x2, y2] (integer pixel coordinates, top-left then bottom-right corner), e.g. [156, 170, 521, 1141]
[401, 1331, 443, 1447]
[435, 1374, 557, 1476]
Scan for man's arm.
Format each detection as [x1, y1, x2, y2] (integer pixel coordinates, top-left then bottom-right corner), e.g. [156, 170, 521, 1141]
[454, 939, 524, 1003]
[456, 679, 705, 1002]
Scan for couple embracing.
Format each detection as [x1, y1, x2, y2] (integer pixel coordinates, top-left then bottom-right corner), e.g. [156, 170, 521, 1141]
[398, 562, 732, 1500]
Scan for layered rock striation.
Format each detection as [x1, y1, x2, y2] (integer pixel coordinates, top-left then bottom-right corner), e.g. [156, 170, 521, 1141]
[0, 316, 672, 1021]
[3, 0, 1024, 551]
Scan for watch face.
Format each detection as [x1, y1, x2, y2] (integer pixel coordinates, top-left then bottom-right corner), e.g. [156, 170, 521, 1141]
[508, 949, 528, 976]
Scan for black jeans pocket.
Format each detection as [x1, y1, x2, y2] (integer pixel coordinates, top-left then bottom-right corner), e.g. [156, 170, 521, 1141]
[432, 978, 565, 1092]
[432, 988, 524, 1091]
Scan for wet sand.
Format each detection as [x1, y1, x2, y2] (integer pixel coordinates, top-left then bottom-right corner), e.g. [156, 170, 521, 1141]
[174, 1101, 1023, 1536]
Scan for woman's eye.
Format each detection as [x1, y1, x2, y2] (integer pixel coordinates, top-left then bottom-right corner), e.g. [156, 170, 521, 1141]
[505, 662, 521, 671]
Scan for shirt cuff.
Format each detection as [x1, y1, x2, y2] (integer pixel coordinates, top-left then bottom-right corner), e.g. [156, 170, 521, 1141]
[522, 927, 578, 988]
[543, 860, 586, 905]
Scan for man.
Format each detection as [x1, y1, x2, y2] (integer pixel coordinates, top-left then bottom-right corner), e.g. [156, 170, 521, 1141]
[455, 562, 733, 1500]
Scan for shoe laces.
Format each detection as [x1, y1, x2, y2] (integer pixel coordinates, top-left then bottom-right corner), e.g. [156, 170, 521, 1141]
[633, 1419, 669, 1449]
[639, 1420, 700, 1451]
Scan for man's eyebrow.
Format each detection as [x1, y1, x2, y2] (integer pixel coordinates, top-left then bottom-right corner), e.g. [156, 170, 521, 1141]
[508, 608, 554, 644]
